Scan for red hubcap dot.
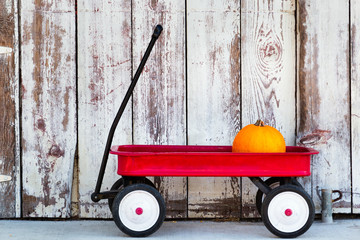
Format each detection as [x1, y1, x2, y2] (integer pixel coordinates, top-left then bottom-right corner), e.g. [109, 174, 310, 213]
[135, 207, 143, 215]
[285, 208, 292, 216]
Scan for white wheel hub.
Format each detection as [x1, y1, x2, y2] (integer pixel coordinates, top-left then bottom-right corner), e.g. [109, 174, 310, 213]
[119, 190, 160, 232]
[267, 191, 309, 233]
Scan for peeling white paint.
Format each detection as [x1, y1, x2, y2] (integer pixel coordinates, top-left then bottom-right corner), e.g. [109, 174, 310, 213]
[77, 0, 132, 218]
[297, 0, 351, 214]
[132, 0, 187, 219]
[0, 175, 12, 182]
[241, 0, 296, 218]
[20, 1, 77, 218]
[351, 0, 360, 214]
[0, 46, 13, 54]
[4, 0, 359, 220]
[187, 0, 241, 218]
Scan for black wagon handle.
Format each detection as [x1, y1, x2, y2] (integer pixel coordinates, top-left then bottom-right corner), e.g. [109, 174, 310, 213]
[92, 25, 163, 202]
[152, 24, 163, 39]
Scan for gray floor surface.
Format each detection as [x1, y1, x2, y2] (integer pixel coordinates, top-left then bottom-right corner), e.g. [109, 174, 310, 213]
[1, 219, 360, 239]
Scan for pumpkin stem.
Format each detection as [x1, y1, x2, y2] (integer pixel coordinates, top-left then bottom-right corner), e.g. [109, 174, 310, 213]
[254, 119, 265, 127]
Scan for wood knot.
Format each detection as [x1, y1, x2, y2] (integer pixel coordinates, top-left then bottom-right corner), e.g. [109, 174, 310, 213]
[48, 144, 64, 158]
[36, 119, 46, 132]
[298, 129, 332, 146]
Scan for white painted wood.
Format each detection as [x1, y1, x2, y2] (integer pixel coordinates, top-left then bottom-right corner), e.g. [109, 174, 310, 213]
[77, 0, 132, 218]
[20, 0, 77, 218]
[132, 0, 187, 218]
[0, 46, 13, 54]
[8, 0, 359, 219]
[0, 0, 21, 218]
[13, 0, 21, 219]
[241, 0, 296, 146]
[351, 0, 360, 214]
[241, 0, 296, 218]
[187, 0, 241, 218]
[0, 175, 12, 182]
[297, 0, 351, 213]
[295, 0, 312, 199]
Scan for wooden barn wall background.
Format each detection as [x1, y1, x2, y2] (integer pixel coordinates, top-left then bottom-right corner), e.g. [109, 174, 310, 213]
[1, 0, 360, 219]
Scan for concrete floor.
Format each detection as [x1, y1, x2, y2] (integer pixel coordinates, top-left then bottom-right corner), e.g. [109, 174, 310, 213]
[0, 219, 359, 239]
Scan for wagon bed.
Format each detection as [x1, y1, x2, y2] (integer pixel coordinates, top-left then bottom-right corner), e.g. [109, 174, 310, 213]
[110, 145, 318, 177]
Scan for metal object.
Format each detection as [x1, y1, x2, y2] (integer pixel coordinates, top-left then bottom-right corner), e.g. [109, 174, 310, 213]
[110, 145, 317, 177]
[91, 25, 163, 203]
[321, 189, 342, 223]
[0, 175, 12, 182]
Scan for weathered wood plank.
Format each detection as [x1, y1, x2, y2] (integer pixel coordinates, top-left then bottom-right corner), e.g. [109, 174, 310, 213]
[241, 0, 296, 218]
[187, 0, 241, 218]
[297, 0, 351, 213]
[20, 0, 77, 218]
[77, 0, 132, 218]
[351, 0, 360, 214]
[132, 0, 187, 218]
[0, 0, 20, 218]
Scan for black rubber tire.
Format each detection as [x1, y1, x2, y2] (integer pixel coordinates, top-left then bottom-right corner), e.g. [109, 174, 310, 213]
[261, 184, 315, 238]
[255, 177, 285, 215]
[108, 178, 156, 212]
[112, 183, 166, 237]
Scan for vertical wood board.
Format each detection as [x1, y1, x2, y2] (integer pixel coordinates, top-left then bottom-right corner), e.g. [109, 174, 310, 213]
[132, 0, 187, 218]
[187, 0, 241, 218]
[77, 0, 132, 218]
[20, 0, 77, 218]
[241, 0, 296, 218]
[0, 0, 20, 218]
[351, 0, 360, 213]
[297, 0, 351, 213]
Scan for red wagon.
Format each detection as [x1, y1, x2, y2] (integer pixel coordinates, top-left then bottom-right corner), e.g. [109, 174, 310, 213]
[91, 25, 319, 238]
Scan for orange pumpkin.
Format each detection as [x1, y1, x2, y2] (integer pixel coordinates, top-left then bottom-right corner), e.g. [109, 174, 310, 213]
[232, 120, 286, 153]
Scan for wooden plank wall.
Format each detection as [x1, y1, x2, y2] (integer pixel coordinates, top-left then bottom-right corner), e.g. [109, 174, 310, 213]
[20, 0, 77, 217]
[77, 0, 132, 218]
[132, 0, 187, 218]
[297, 0, 351, 213]
[187, 0, 241, 219]
[351, 0, 360, 213]
[2, 0, 360, 219]
[241, 0, 296, 218]
[0, 0, 20, 218]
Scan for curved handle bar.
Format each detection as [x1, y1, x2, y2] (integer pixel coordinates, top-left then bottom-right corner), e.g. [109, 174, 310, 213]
[92, 25, 163, 202]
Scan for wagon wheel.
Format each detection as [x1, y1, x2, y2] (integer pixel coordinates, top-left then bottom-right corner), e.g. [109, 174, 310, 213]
[255, 177, 303, 215]
[108, 178, 156, 212]
[261, 184, 315, 238]
[112, 183, 166, 237]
